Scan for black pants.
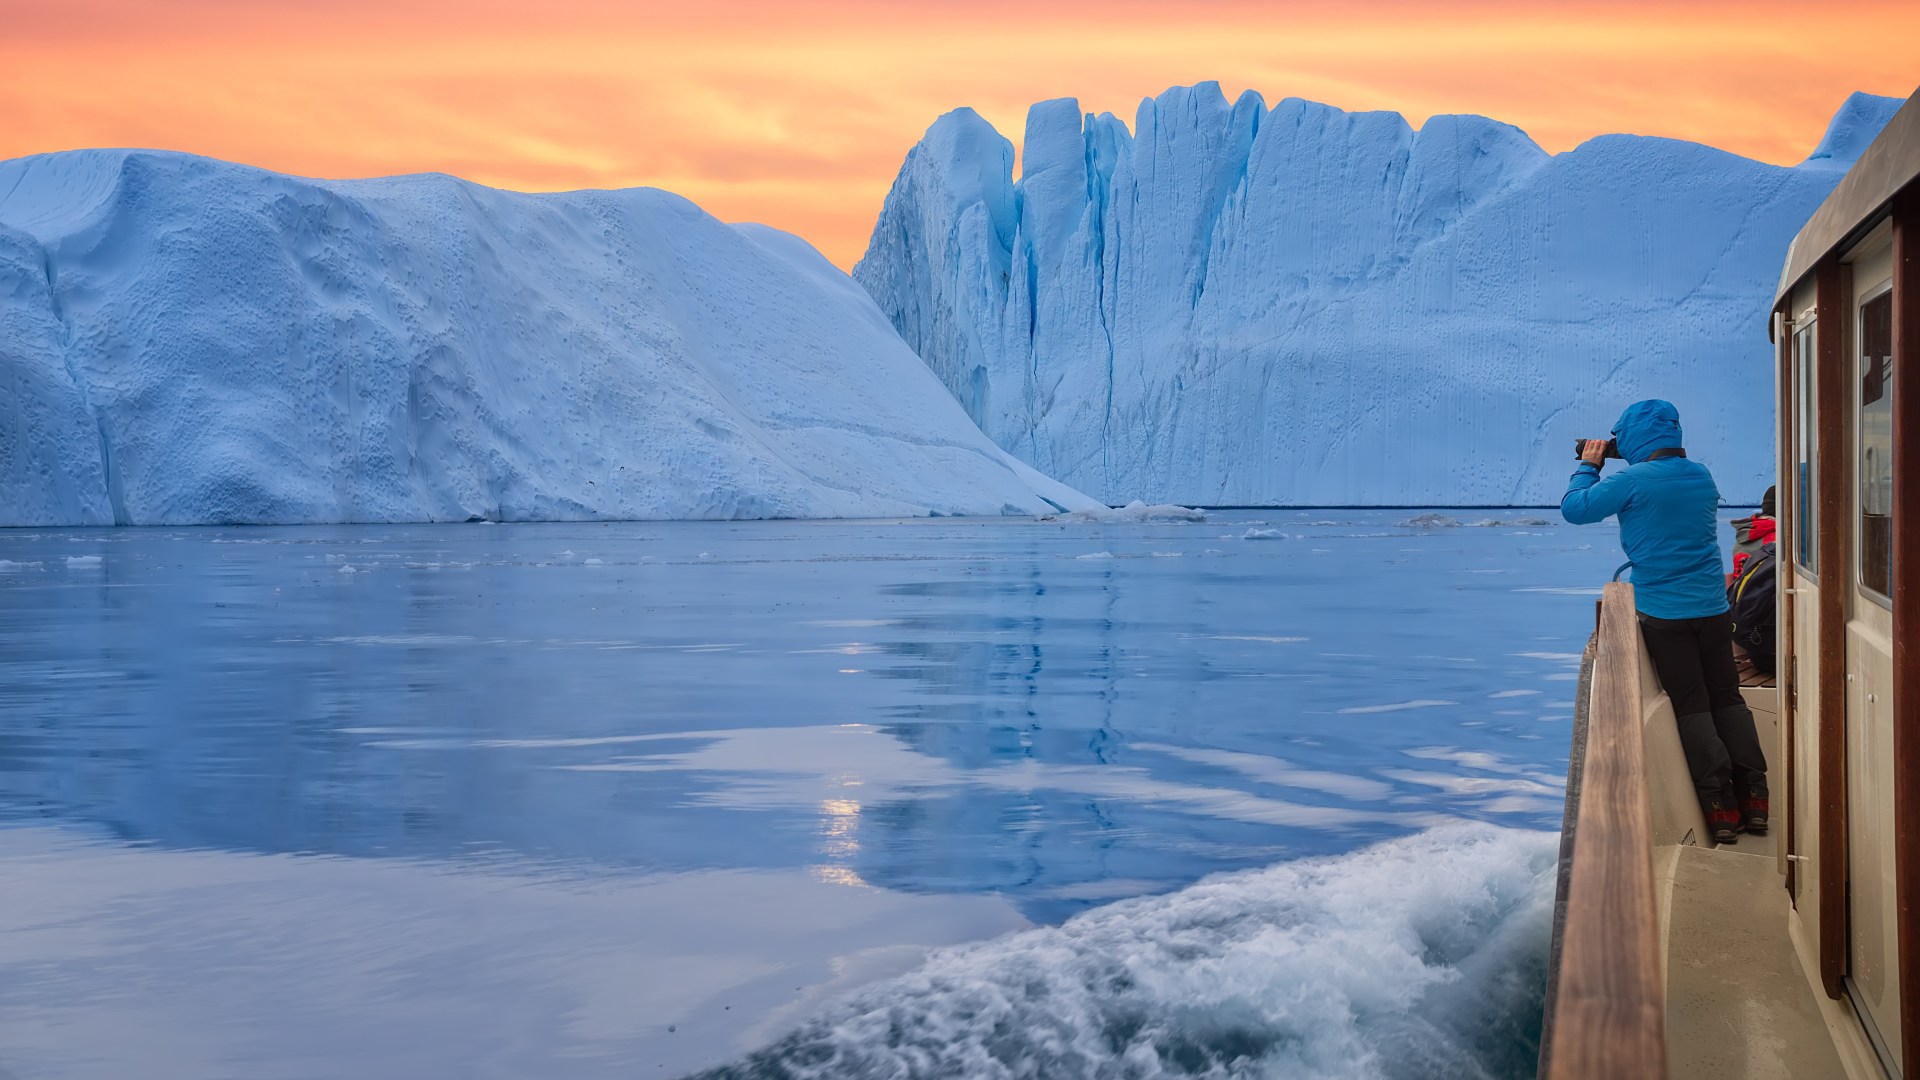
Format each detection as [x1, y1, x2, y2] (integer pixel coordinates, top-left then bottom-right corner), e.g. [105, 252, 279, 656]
[1639, 611, 1769, 805]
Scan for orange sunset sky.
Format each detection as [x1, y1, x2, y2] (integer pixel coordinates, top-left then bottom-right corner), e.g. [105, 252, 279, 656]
[5, 0, 1918, 267]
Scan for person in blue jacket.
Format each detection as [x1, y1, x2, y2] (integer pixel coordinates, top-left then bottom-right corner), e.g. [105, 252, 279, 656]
[1562, 399, 1768, 844]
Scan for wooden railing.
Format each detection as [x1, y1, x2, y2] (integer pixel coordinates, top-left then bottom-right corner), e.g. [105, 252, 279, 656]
[1538, 581, 1667, 1079]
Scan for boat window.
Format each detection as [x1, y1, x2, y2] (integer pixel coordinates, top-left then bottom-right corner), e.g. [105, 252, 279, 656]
[1858, 288, 1893, 604]
[1795, 321, 1818, 574]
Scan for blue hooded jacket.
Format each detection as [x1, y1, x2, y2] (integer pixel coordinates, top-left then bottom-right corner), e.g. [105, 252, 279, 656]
[1561, 400, 1727, 619]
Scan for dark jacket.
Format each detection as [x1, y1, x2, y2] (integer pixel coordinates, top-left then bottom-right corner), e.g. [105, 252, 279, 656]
[1730, 514, 1776, 576]
[1560, 400, 1728, 619]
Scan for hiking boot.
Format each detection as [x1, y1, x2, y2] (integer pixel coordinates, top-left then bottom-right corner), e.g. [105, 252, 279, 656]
[1706, 798, 1741, 845]
[1738, 789, 1769, 835]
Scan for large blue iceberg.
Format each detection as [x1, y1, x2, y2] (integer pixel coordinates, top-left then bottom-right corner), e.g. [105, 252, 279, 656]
[855, 86, 1904, 506]
[0, 151, 1095, 526]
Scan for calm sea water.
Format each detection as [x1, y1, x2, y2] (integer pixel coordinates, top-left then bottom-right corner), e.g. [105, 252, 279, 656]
[0, 511, 1639, 1079]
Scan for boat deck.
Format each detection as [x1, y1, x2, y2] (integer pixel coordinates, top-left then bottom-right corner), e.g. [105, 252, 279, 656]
[1665, 842, 1845, 1078]
[1664, 692, 1845, 1079]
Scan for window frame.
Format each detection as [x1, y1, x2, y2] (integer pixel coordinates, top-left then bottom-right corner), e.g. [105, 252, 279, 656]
[1854, 277, 1894, 609]
[1793, 317, 1821, 579]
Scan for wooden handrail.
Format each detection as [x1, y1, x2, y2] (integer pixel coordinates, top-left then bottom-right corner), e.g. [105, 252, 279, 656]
[1541, 582, 1667, 1079]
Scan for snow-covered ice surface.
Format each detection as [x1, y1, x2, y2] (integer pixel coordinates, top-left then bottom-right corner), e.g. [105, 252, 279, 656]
[0, 511, 1747, 1078]
[0, 151, 1096, 526]
[855, 87, 1904, 506]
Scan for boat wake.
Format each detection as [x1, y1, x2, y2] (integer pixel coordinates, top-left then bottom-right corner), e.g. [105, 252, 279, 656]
[693, 825, 1557, 1080]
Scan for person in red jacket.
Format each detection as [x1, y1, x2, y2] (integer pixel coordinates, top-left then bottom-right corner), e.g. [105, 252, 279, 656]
[1729, 486, 1776, 579]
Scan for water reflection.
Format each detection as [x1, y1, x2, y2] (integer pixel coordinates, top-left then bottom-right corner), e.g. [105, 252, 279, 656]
[0, 514, 1609, 896]
[0, 513, 1626, 1076]
[0, 825, 1026, 1080]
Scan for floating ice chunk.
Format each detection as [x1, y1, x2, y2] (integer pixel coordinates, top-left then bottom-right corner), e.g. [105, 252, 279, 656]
[336, 564, 359, 574]
[1462, 517, 1551, 527]
[1075, 551, 1115, 560]
[1398, 513, 1459, 528]
[1241, 528, 1288, 540]
[0, 559, 41, 572]
[1047, 501, 1206, 523]
[583, 558, 604, 565]
[64, 555, 102, 568]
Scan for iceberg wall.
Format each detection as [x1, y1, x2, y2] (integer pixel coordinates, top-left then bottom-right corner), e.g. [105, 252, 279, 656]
[855, 86, 1905, 506]
[0, 151, 1097, 526]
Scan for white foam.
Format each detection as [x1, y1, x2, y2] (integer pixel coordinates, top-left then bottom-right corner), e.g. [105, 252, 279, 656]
[1135, 742, 1393, 801]
[1337, 699, 1457, 715]
[701, 825, 1557, 1080]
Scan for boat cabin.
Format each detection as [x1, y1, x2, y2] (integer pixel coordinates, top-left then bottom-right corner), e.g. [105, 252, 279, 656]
[1541, 89, 1919, 1080]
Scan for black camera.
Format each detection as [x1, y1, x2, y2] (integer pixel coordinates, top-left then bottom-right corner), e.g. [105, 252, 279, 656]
[1574, 438, 1621, 461]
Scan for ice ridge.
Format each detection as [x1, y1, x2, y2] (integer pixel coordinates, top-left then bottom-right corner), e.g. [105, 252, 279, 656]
[1801, 91, 1909, 169]
[855, 87, 1904, 506]
[0, 149, 1098, 526]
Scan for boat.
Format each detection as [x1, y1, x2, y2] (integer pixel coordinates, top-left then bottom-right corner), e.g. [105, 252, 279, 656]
[1539, 88, 1918, 1079]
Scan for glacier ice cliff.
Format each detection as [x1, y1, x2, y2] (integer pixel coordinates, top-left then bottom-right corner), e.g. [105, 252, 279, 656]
[855, 85, 1906, 506]
[0, 151, 1096, 526]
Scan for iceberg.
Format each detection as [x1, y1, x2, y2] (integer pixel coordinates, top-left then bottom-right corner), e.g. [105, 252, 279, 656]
[855, 86, 1906, 506]
[0, 151, 1098, 526]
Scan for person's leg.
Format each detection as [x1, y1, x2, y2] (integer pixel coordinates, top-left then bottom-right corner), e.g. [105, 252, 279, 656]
[1640, 614, 1733, 820]
[1700, 611, 1770, 828]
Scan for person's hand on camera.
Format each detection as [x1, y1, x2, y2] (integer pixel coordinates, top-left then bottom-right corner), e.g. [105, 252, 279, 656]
[1580, 439, 1609, 468]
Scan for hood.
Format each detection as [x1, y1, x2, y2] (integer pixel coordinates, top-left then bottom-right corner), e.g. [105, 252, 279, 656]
[1613, 399, 1684, 464]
